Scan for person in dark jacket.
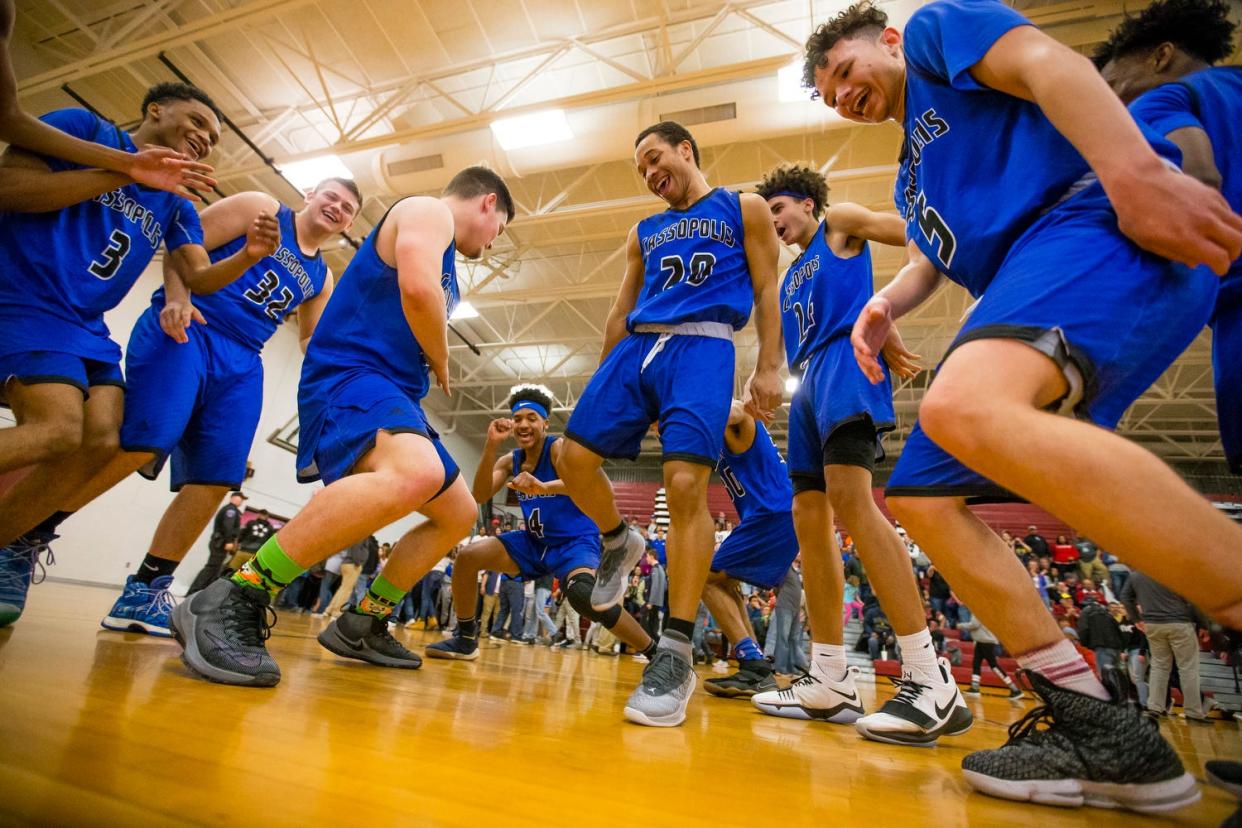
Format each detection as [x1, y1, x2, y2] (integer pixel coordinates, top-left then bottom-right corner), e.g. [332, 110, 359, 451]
[187, 492, 246, 594]
[1077, 598, 1126, 674]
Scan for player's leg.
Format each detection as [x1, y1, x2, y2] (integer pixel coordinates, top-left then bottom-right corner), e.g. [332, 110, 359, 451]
[702, 572, 776, 698]
[0, 379, 84, 472]
[983, 644, 1024, 700]
[324, 562, 361, 618]
[426, 536, 518, 660]
[558, 564, 654, 654]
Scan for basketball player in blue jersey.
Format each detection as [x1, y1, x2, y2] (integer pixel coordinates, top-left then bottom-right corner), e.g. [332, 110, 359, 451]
[0, 0, 215, 198]
[0, 178, 356, 636]
[555, 121, 785, 727]
[806, 0, 1242, 811]
[169, 166, 512, 687]
[427, 384, 658, 662]
[749, 165, 971, 745]
[0, 85, 284, 629]
[697, 401, 797, 700]
[1097, 0, 1241, 477]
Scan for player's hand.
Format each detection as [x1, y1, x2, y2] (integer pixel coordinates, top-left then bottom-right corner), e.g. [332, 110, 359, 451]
[1107, 164, 1242, 276]
[852, 297, 894, 385]
[159, 299, 206, 344]
[507, 471, 549, 496]
[245, 212, 280, 260]
[128, 145, 217, 202]
[881, 324, 922, 380]
[743, 366, 782, 425]
[430, 359, 451, 396]
[487, 418, 514, 444]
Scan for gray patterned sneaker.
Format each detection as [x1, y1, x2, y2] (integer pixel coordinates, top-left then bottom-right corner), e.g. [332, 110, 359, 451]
[591, 527, 646, 612]
[962, 670, 1200, 813]
[170, 577, 280, 687]
[318, 609, 423, 669]
[705, 658, 777, 698]
[624, 642, 697, 727]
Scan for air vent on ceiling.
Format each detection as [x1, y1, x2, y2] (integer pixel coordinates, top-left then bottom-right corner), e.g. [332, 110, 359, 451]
[657, 102, 736, 127]
[386, 153, 445, 177]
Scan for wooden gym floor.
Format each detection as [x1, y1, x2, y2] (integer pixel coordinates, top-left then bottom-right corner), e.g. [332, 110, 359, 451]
[0, 581, 1237, 827]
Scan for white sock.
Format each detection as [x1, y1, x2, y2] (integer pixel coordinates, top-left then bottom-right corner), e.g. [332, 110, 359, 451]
[1017, 638, 1109, 701]
[812, 642, 847, 679]
[897, 629, 939, 677]
[970, 674, 981, 685]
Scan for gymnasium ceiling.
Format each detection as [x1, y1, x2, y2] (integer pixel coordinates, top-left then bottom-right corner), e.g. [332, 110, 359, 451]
[11, 0, 1237, 469]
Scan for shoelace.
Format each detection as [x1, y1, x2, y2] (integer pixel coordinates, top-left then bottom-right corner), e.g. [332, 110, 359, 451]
[1004, 701, 1057, 747]
[780, 671, 821, 699]
[888, 674, 930, 707]
[143, 584, 176, 617]
[644, 649, 689, 691]
[222, 591, 276, 647]
[0, 537, 55, 593]
[371, 616, 413, 656]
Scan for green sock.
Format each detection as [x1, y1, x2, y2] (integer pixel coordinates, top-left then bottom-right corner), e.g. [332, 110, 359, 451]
[232, 535, 304, 598]
[355, 574, 406, 618]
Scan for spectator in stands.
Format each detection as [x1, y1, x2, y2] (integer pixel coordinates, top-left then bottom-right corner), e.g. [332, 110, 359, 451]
[320, 535, 371, 618]
[1107, 554, 1132, 601]
[641, 550, 665, 642]
[960, 612, 1024, 699]
[843, 574, 864, 624]
[1023, 524, 1049, 560]
[747, 594, 768, 646]
[1075, 539, 1110, 589]
[1052, 593, 1081, 636]
[1051, 533, 1080, 565]
[767, 563, 806, 674]
[1002, 530, 1034, 567]
[864, 603, 896, 661]
[1077, 596, 1126, 675]
[926, 565, 952, 622]
[1076, 578, 1106, 608]
[1027, 558, 1051, 608]
[492, 572, 525, 641]
[552, 580, 580, 648]
[311, 549, 346, 617]
[479, 570, 502, 637]
[1117, 603, 1149, 707]
[1121, 572, 1208, 724]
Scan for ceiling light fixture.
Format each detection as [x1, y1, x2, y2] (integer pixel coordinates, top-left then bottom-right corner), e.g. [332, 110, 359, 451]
[278, 154, 354, 192]
[490, 109, 574, 151]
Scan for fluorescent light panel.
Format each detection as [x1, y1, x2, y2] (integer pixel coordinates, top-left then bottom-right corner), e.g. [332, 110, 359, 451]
[279, 154, 354, 192]
[450, 300, 480, 320]
[490, 109, 573, 151]
[778, 61, 814, 103]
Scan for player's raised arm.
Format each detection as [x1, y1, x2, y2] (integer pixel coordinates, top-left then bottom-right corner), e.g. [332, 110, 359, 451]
[826, 202, 906, 247]
[472, 418, 515, 504]
[967, 24, 1242, 274]
[722, 399, 757, 455]
[0, 144, 132, 213]
[167, 206, 280, 298]
[295, 269, 335, 354]
[739, 192, 783, 422]
[599, 224, 645, 363]
[393, 197, 456, 396]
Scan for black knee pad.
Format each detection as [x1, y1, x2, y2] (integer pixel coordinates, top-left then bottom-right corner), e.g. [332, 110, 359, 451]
[565, 571, 623, 627]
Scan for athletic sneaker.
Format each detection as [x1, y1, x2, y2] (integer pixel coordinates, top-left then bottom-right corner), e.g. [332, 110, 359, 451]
[318, 609, 422, 669]
[425, 629, 480, 661]
[101, 575, 175, 636]
[705, 658, 777, 699]
[623, 647, 697, 727]
[961, 670, 1199, 813]
[855, 657, 973, 747]
[0, 532, 56, 627]
[1007, 686, 1025, 702]
[1206, 759, 1242, 798]
[752, 662, 866, 723]
[965, 683, 982, 696]
[591, 526, 646, 612]
[169, 577, 280, 687]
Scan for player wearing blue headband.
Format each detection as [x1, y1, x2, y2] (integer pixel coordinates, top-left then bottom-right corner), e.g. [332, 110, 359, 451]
[427, 384, 657, 662]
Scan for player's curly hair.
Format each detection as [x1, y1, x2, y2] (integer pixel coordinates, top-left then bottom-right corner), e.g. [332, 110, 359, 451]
[802, 1, 890, 95]
[507, 383, 555, 415]
[1093, 0, 1236, 68]
[755, 164, 830, 217]
[141, 82, 222, 122]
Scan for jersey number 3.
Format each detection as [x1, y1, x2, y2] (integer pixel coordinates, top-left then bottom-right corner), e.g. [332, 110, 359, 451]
[244, 269, 296, 321]
[87, 230, 131, 281]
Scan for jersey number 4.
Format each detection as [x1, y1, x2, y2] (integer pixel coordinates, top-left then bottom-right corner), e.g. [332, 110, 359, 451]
[527, 508, 545, 540]
[87, 230, 131, 281]
[659, 252, 716, 290]
[243, 269, 296, 321]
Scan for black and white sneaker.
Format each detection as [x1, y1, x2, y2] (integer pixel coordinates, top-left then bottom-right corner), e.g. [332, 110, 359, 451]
[591, 527, 646, 612]
[962, 670, 1199, 813]
[752, 662, 866, 723]
[705, 658, 777, 699]
[318, 609, 423, 669]
[855, 657, 972, 747]
[170, 577, 280, 687]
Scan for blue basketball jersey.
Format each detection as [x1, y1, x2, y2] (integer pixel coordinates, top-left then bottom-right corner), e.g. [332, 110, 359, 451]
[716, 419, 793, 521]
[0, 108, 203, 362]
[1129, 67, 1242, 298]
[628, 188, 753, 330]
[780, 221, 874, 372]
[299, 199, 458, 403]
[895, 0, 1177, 298]
[512, 435, 598, 543]
[158, 204, 329, 351]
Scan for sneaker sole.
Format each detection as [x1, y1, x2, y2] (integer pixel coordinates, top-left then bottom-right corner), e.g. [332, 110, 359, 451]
[100, 616, 172, 637]
[753, 700, 865, 724]
[424, 646, 480, 661]
[169, 601, 280, 688]
[0, 608, 22, 628]
[855, 705, 974, 747]
[962, 770, 1201, 814]
[317, 625, 422, 669]
[623, 705, 688, 727]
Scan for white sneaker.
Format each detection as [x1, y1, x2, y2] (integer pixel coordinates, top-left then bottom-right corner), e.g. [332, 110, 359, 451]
[752, 662, 866, 724]
[712, 659, 729, 673]
[632, 653, 649, 663]
[854, 657, 973, 747]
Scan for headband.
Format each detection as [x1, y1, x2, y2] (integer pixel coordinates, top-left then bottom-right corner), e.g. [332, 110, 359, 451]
[511, 400, 549, 419]
[769, 189, 813, 203]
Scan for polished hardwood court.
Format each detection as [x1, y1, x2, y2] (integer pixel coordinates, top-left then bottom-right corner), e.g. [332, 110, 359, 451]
[0, 582, 1237, 826]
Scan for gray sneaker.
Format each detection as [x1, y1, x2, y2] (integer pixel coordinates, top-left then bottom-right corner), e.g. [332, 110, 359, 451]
[591, 527, 646, 612]
[318, 609, 423, 669]
[623, 647, 697, 727]
[170, 577, 280, 687]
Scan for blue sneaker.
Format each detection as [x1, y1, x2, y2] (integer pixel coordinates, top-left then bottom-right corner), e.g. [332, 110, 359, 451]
[101, 574, 175, 637]
[0, 532, 57, 628]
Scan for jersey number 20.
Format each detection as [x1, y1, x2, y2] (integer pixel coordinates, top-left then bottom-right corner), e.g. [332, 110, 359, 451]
[87, 230, 131, 281]
[659, 252, 716, 290]
[244, 269, 296, 321]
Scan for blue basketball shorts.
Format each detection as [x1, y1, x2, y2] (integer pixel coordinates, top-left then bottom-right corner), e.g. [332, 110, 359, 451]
[711, 510, 799, 589]
[498, 530, 601, 583]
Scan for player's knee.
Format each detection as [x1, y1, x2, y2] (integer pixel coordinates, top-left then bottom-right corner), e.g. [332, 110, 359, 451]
[887, 495, 949, 533]
[443, 492, 477, 536]
[79, 425, 121, 464]
[565, 572, 623, 626]
[825, 472, 869, 517]
[918, 384, 992, 456]
[37, 417, 85, 461]
[664, 470, 706, 515]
